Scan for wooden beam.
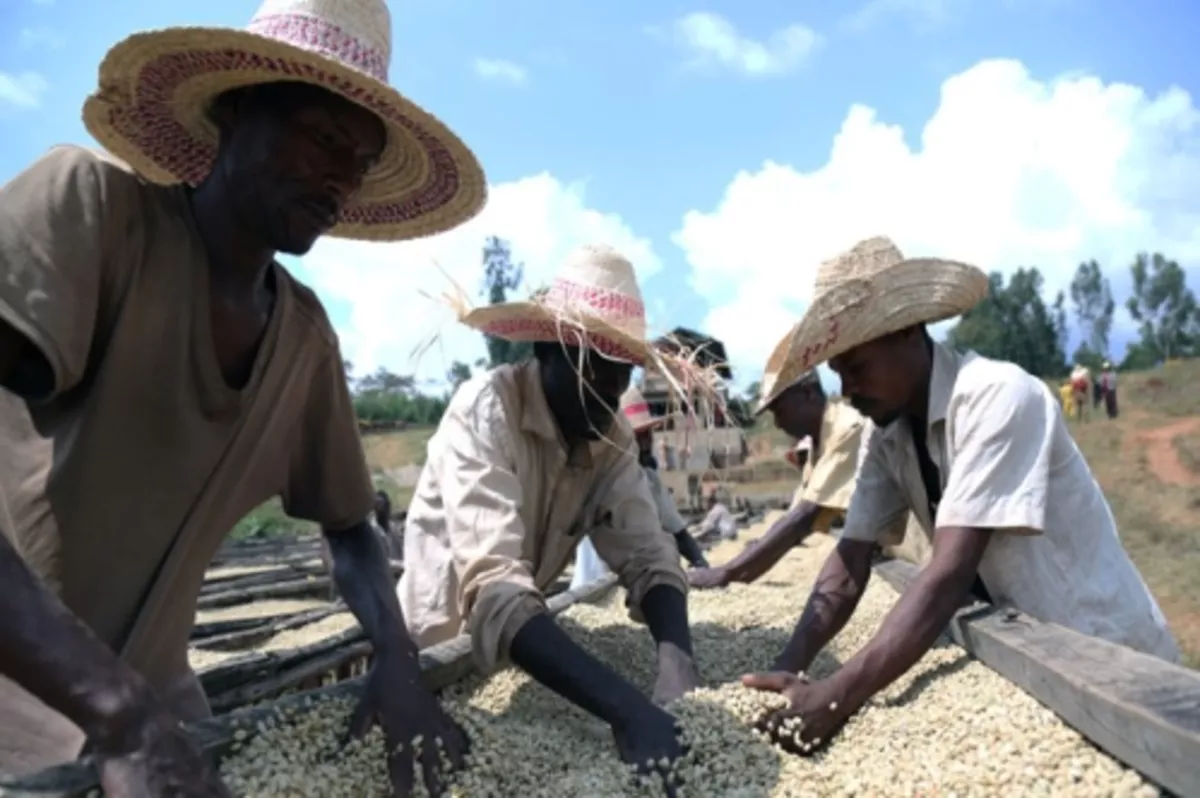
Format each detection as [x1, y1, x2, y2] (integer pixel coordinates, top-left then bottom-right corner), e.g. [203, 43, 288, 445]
[873, 557, 1200, 798]
[0, 574, 620, 798]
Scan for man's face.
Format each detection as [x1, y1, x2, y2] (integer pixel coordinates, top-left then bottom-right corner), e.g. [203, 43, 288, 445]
[213, 83, 386, 255]
[829, 328, 923, 427]
[769, 383, 824, 441]
[542, 345, 633, 441]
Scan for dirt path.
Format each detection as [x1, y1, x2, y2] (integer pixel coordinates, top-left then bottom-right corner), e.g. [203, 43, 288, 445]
[1132, 417, 1200, 487]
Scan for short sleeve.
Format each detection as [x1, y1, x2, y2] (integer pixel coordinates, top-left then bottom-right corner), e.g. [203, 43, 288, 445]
[0, 146, 133, 400]
[936, 372, 1054, 534]
[840, 425, 909, 544]
[801, 424, 863, 512]
[281, 350, 375, 531]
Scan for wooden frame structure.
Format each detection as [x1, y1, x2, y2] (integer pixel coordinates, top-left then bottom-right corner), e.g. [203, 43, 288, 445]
[0, 575, 621, 798]
[873, 559, 1200, 797]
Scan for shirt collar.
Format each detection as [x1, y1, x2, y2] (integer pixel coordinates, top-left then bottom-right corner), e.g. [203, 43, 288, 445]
[926, 341, 961, 428]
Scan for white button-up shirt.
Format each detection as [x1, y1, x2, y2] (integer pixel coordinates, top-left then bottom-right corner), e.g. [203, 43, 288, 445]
[842, 342, 1179, 662]
[397, 361, 686, 673]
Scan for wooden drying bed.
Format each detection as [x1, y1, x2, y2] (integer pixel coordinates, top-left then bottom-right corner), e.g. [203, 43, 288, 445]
[0, 574, 621, 798]
[873, 558, 1200, 798]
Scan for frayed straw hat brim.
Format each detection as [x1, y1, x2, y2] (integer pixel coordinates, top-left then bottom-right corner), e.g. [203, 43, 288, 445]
[83, 27, 486, 242]
[458, 302, 652, 366]
[759, 256, 988, 410]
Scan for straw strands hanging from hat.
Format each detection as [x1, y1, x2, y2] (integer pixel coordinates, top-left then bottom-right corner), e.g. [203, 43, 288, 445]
[444, 243, 729, 448]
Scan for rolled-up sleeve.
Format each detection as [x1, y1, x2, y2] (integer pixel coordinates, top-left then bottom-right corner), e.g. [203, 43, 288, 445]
[936, 372, 1052, 534]
[591, 454, 688, 623]
[438, 385, 545, 673]
[840, 425, 909, 545]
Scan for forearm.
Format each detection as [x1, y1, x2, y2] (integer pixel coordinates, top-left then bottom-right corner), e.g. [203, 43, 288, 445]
[509, 613, 648, 726]
[0, 532, 154, 752]
[640, 583, 694, 659]
[774, 543, 871, 673]
[673, 530, 708, 568]
[324, 522, 419, 665]
[836, 564, 975, 706]
[725, 503, 819, 584]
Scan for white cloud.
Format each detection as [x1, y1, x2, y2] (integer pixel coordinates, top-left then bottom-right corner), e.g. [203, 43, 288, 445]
[673, 58, 1200, 383]
[297, 176, 664, 385]
[666, 12, 821, 77]
[0, 72, 47, 108]
[472, 58, 528, 86]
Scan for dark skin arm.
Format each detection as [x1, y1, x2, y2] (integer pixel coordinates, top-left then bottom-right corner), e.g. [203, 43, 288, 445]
[324, 521, 468, 796]
[690, 502, 825, 589]
[672, 529, 709, 568]
[834, 527, 990, 705]
[0, 321, 230, 795]
[509, 584, 695, 776]
[745, 528, 990, 750]
[773, 538, 875, 673]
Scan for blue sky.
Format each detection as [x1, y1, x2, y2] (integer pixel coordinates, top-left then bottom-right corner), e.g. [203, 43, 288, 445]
[2, 0, 1198, 390]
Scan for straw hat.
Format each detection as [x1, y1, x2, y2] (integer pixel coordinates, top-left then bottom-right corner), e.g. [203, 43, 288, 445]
[455, 243, 655, 365]
[755, 320, 822, 415]
[620, 386, 668, 432]
[82, 0, 486, 242]
[757, 236, 988, 410]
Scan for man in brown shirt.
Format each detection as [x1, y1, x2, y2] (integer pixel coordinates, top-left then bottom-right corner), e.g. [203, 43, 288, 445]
[0, 1, 486, 795]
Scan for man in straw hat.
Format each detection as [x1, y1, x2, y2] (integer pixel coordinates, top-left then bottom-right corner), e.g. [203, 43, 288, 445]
[688, 348, 865, 590]
[740, 237, 1180, 752]
[399, 243, 708, 777]
[570, 385, 710, 590]
[0, 0, 485, 794]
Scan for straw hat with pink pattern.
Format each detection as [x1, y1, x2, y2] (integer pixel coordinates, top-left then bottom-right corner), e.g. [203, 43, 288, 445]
[455, 243, 660, 365]
[82, 0, 486, 242]
[619, 386, 670, 433]
[452, 243, 722, 411]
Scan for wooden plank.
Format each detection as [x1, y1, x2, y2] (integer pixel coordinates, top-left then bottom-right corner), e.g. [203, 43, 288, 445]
[195, 576, 334, 610]
[0, 573, 620, 798]
[873, 557, 1200, 798]
[191, 607, 345, 651]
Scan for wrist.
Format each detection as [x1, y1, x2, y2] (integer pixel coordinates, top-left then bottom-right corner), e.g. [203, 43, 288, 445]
[78, 674, 158, 758]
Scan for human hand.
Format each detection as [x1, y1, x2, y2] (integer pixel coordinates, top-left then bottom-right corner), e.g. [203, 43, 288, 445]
[95, 706, 232, 798]
[652, 646, 702, 706]
[740, 671, 855, 754]
[611, 703, 687, 796]
[687, 566, 730, 590]
[347, 658, 469, 796]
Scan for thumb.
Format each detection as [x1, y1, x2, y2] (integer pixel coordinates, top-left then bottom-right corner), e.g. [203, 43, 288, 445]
[741, 671, 794, 692]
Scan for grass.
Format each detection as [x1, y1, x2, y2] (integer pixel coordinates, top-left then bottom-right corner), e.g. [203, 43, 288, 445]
[1176, 433, 1200, 476]
[229, 427, 432, 541]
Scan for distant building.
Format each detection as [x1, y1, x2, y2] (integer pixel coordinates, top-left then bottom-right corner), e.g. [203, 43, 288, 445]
[639, 328, 745, 470]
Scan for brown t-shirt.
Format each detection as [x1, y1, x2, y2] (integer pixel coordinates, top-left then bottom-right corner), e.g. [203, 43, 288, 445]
[0, 145, 373, 773]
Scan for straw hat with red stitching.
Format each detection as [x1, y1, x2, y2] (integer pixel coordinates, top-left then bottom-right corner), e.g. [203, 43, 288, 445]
[454, 243, 658, 365]
[620, 386, 669, 433]
[82, 0, 486, 242]
[757, 236, 988, 411]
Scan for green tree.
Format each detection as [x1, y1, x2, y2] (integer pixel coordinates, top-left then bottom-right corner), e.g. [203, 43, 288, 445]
[947, 267, 1068, 377]
[447, 361, 473, 392]
[481, 236, 534, 365]
[1069, 259, 1116, 363]
[1125, 252, 1200, 363]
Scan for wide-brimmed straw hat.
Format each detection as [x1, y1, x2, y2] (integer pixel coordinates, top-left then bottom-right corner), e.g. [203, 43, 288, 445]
[755, 321, 821, 415]
[455, 243, 656, 365]
[620, 386, 669, 433]
[757, 236, 988, 410]
[82, 0, 486, 242]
